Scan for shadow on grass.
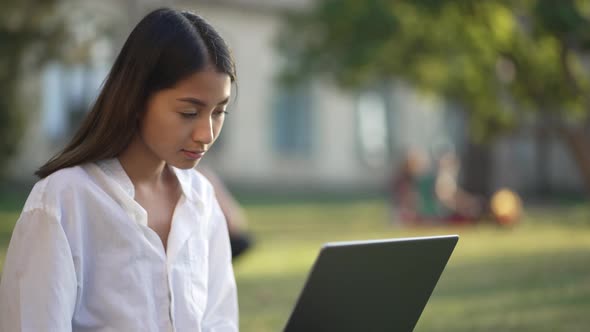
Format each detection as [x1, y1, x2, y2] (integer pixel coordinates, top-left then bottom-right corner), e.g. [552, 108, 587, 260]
[421, 247, 590, 331]
[438, 248, 589, 297]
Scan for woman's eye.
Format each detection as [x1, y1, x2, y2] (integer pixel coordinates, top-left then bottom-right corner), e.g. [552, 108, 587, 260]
[213, 110, 228, 118]
[180, 112, 198, 118]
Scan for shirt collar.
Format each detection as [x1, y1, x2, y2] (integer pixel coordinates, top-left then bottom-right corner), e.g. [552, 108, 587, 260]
[169, 165, 199, 204]
[96, 158, 204, 207]
[96, 158, 135, 198]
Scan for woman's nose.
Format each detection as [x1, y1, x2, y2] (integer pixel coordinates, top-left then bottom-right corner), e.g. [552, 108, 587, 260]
[191, 117, 214, 144]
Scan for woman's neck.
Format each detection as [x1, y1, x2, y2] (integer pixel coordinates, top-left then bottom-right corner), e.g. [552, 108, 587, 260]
[117, 135, 169, 187]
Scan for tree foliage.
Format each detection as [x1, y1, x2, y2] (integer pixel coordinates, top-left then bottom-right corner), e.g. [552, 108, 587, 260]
[0, 0, 68, 176]
[277, 0, 590, 193]
[0, 1, 118, 177]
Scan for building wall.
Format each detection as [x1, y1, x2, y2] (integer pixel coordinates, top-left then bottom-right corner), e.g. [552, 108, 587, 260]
[186, 3, 382, 190]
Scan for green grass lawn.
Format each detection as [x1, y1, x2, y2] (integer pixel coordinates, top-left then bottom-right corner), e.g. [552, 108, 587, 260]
[235, 200, 590, 332]
[1, 195, 589, 331]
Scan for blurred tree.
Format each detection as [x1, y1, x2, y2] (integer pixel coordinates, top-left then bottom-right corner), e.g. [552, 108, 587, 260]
[0, 0, 67, 177]
[0, 1, 117, 178]
[277, 0, 590, 195]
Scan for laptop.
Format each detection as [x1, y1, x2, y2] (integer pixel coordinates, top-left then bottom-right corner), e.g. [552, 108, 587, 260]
[283, 235, 459, 332]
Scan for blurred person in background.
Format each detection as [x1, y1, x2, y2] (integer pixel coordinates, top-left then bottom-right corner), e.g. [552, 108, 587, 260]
[199, 167, 253, 260]
[434, 150, 523, 226]
[390, 147, 440, 224]
[0, 8, 239, 331]
[390, 148, 484, 225]
[434, 150, 484, 223]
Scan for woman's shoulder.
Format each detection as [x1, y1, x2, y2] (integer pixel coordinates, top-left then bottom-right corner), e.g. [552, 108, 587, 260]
[23, 165, 92, 213]
[38, 165, 91, 192]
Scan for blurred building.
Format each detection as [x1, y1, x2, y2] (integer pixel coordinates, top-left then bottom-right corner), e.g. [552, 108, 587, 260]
[6, 0, 586, 197]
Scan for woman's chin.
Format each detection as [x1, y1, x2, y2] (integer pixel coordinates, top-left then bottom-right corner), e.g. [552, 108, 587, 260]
[168, 158, 201, 170]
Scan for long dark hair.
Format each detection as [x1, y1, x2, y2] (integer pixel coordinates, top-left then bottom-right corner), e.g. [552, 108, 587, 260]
[36, 8, 236, 178]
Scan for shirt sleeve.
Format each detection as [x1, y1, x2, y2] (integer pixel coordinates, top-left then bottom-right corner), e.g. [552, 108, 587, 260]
[0, 208, 77, 331]
[201, 198, 239, 332]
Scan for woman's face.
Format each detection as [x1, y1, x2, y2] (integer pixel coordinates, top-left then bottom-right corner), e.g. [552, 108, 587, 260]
[139, 67, 231, 169]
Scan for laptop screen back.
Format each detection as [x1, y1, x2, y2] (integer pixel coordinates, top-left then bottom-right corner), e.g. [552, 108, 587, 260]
[283, 235, 459, 332]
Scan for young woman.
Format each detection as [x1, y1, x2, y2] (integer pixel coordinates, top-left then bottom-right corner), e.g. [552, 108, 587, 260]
[0, 8, 238, 331]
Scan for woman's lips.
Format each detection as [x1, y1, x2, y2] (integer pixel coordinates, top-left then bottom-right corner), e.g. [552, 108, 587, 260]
[182, 149, 205, 160]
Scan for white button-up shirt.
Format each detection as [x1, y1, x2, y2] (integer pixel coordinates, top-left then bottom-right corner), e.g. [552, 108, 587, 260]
[0, 159, 238, 331]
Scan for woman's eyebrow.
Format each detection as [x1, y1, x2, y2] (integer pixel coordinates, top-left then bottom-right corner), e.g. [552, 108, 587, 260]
[177, 97, 230, 106]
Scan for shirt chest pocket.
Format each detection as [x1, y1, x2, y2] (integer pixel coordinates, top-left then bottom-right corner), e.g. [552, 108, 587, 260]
[186, 234, 209, 314]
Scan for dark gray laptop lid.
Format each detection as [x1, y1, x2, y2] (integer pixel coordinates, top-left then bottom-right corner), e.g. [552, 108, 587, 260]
[283, 235, 459, 332]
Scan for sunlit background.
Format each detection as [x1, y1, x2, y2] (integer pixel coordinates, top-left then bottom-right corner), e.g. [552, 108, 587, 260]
[1, 1, 589, 331]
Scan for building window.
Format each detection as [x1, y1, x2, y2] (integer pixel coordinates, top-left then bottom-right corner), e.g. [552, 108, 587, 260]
[42, 63, 108, 142]
[357, 91, 390, 168]
[41, 64, 68, 141]
[272, 84, 313, 157]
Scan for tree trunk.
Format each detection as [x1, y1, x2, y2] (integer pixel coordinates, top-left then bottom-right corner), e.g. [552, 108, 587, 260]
[461, 141, 493, 198]
[536, 114, 551, 195]
[556, 125, 590, 196]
